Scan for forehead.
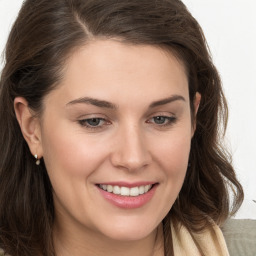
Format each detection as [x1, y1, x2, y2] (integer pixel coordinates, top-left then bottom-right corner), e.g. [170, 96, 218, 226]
[65, 40, 187, 79]
[49, 40, 189, 106]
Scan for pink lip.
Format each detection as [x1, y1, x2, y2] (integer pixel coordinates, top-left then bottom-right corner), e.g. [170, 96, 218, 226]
[97, 183, 158, 209]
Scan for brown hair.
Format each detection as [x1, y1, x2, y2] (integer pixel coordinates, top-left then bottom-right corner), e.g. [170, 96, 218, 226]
[0, 0, 243, 255]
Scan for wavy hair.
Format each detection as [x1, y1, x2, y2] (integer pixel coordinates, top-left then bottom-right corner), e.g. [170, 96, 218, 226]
[0, 0, 243, 255]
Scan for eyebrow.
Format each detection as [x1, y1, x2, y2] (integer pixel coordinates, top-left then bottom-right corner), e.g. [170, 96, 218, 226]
[66, 97, 117, 109]
[66, 95, 185, 109]
[149, 95, 185, 108]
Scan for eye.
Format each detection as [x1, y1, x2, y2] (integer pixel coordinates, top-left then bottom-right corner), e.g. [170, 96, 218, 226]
[86, 118, 103, 126]
[153, 116, 168, 124]
[147, 115, 177, 126]
[78, 118, 108, 128]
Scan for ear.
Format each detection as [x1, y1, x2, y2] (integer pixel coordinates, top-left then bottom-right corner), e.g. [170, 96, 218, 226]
[14, 97, 43, 158]
[191, 92, 201, 137]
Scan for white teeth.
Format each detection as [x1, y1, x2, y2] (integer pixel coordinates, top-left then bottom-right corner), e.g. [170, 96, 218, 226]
[99, 184, 153, 197]
[113, 185, 120, 195]
[139, 186, 145, 195]
[107, 185, 113, 193]
[145, 185, 150, 193]
[130, 187, 139, 196]
[120, 187, 130, 196]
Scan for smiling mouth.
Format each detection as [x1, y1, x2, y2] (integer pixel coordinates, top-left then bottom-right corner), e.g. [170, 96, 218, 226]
[97, 184, 154, 197]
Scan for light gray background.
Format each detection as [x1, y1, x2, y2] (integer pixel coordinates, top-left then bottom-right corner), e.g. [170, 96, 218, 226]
[1, 0, 255, 219]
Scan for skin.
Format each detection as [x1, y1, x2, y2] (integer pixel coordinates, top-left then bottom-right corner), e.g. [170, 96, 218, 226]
[15, 40, 200, 256]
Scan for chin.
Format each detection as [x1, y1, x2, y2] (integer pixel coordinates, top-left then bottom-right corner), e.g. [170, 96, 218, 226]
[103, 229, 153, 242]
[96, 216, 158, 242]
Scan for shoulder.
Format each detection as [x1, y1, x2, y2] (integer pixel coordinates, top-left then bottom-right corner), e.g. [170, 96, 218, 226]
[222, 219, 256, 256]
[171, 220, 230, 256]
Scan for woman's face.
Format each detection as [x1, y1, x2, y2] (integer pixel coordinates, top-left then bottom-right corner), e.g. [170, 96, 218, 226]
[39, 40, 199, 241]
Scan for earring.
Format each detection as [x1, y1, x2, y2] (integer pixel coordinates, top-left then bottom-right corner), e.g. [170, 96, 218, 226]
[34, 154, 40, 165]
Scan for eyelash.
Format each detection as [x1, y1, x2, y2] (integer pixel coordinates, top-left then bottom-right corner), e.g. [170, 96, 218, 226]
[147, 116, 177, 127]
[78, 115, 177, 130]
[78, 118, 109, 129]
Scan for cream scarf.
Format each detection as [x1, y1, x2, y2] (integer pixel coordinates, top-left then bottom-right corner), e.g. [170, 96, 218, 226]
[171, 222, 230, 256]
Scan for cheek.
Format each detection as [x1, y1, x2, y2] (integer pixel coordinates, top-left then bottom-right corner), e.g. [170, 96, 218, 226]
[152, 127, 191, 178]
[146, 127, 192, 217]
[41, 120, 108, 182]
[40, 122, 111, 217]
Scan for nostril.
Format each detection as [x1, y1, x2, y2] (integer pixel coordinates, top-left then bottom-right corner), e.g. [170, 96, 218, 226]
[110, 150, 152, 172]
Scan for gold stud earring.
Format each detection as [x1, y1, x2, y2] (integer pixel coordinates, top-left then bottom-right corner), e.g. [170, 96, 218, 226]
[34, 154, 40, 165]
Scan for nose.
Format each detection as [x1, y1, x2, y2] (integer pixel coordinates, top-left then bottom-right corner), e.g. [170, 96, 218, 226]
[110, 124, 152, 172]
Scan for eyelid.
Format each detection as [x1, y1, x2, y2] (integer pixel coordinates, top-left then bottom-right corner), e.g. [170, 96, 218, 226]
[77, 112, 107, 119]
[147, 111, 176, 120]
[146, 112, 177, 127]
[147, 116, 176, 123]
[78, 116, 112, 130]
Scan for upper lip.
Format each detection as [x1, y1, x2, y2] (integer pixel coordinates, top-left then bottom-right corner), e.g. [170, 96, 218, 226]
[96, 181, 157, 188]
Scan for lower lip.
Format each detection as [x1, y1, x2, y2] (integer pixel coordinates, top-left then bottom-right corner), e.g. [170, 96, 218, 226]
[97, 185, 157, 209]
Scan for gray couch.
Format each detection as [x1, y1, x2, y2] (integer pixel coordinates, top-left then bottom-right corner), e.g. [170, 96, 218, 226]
[222, 219, 256, 256]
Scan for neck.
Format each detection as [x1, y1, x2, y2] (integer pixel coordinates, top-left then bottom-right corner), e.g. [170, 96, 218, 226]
[53, 220, 164, 256]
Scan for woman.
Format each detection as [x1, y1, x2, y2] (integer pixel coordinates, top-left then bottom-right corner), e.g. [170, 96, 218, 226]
[0, 0, 243, 255]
